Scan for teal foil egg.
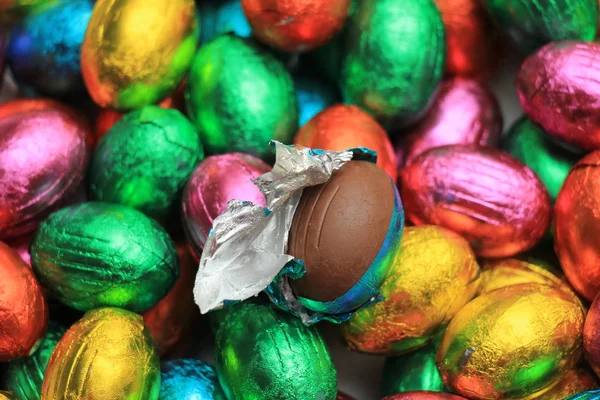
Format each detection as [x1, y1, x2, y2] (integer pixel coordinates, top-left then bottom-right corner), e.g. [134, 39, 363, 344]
[564, 389, 600, 399]
[31, 202, 179, 312]
[295, 77, 338, 127]
[160, 359, 225, 400]
[199, 0, 251, 43]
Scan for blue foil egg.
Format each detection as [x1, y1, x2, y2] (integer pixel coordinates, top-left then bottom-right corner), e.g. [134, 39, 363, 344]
[160, 359, 226, 400]
[7, 0, 93, 98]
[294, 77, 338, 126]
[199, 0, 251, 43]
[565, 390, 600, 400]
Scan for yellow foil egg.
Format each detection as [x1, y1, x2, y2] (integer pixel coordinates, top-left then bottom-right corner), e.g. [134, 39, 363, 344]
[81, 0, 198, 111]
[41, 308, 160, 400]
[342, 225, 480, 355]
[437, 283, 585, 400]
[0, 391, 17, 400]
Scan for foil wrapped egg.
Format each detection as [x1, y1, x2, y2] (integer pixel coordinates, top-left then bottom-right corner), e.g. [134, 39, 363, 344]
[383, 393, 467, 400]
[0, 0, 56, 19]
[81, 0, 198, 110]
[399, 78, 502, 167]
[294, 105, 398, 180]
[182, 153, 270, 260]
[342, 225, 479, 355]
[555, 151, 600, 301]
[483, 0, 597, 53]
[584, 292, 600, 376]
[215, 303, 337, 400]
[31, 202, 178, 312]
[437, 283, 585, 399]
[532, 368, 598, 400]
[0, 242, 47, 361]
[7, 0, 93, 98]
[518, 41, 600, 152]
[199, 0, 252, 43]
[295, 77, 338, 127]
[186, 34, 298, 160]
[0, 392, 17, 400]
[565, 389, 600, 399]
[7, 233, 32, 266]
[341, 0, 445, 126]
[160, 359, 225, 399]
[400, 145, 552, 258]
[88, 106, 203, 223]
[241, 0, 350, 53]
[0, 105, 90, 240]
[41, 308, 160, 400]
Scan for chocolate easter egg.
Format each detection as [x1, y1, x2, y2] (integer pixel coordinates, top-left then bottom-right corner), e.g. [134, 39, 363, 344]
[160, 359, 225, 399]
[584, 292, 600, 376]
[0, 392, 17, 400]
[199, 0, 252, 43]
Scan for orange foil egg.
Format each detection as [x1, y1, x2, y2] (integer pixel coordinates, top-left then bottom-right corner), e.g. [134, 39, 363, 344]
[0, 242, 47, 361]
[400, 145, 552, 258]
[294, 104, 397, 180]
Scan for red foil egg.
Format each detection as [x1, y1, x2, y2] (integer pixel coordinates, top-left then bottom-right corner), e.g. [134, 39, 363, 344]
[584, 293, 600, 377]
[383, 392, 467, 400]
[0, 107, 90, 240]
[241, 0, 350, 53]
[399, 78, 502, 167]
[182, 153, 271, 260]
[295, 104, 398, 180]
[400, 145, 552, 258]
[0, 242, 47, 361]
[518, 41, 600, 152]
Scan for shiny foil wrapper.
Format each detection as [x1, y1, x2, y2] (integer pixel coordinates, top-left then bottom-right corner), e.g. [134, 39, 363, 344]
[336, 392, 357, 400]
[81, 0, 198, 110]
[565, 389, 600, 399]
[437, 283, 585, 399]
[342, 226, 479, 355]
[7, 233, 32, 267]
[518, 41, 600, 152]
[399, 78, 502, 167]
[555, 151, 600, 301]
[383, 393, 467, 400]
[241, 0, 350, 52]
[160, 359, 225, 399]
[182, 153, 271, 260]
[199, 0, 252, 43]
[533, 368, 598, 400]
[0, 392, 17, 400]
[41, 308, 160, 400]
[295, 104, 398, 180]
[0, 242, 47, 361]
[584, 292, 600, 376]
[295, 77, 338, 127]
[400, 145, 552, 258]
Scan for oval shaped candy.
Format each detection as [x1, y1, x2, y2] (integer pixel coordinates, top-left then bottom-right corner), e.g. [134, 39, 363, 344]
[199, 0, 252, 43]
[41, 308, 160, 400]
[584, 293, 600, 377]
[295, 77, 338, 127]
[160, 359, 225, 400]
[533, 368, 598, 400]
[0, 392, 17, 400]
[31, 202, 178, 312]
[400, 145, 552, 258]
[565, 389, 600, 399]
[383, 393, 467, 400]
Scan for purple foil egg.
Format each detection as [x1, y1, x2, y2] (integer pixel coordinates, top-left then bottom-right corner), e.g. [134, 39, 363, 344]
[399, 78, 502, 167]
[182, 153, 271, 260]
[0, 109, 90, 240]
[518, 41, 600, 152]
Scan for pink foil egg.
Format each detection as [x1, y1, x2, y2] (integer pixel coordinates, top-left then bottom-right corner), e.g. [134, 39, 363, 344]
[399, 78, 502, 167]
[181, 153, 271, 260]
[400, 145, 552, 258]
[0, 109, 90, 240]
[518, 41, 600, 152]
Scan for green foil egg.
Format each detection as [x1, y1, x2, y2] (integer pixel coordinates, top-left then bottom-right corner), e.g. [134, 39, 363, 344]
[483, 0, 598, 53]
[215, 303, 337, 400]
[30, 202, 178, 313]
[502, 116, 578, 203]
[5, 322, 66, 400]
[186, 34, 298, 160]
[341, 0, 445, 126]
[88, 106, 204, 222]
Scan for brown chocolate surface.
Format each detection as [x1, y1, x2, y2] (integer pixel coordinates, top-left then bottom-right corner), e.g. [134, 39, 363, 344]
[288, 161, 395, 302]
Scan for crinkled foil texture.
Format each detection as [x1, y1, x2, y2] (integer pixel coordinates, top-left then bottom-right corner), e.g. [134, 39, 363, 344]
[564, 389, 600, 399]
[160, 359, 225, 399]
[584, 289, 600, 376]
[534, 368, 598, 400]
[383, 392, 467, 400]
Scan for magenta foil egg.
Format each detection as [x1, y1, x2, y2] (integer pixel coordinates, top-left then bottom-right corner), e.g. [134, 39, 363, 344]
[0, 109, 90, 240]
[182, 153, 271, 260]
[518, 41, 600, 152]
[399, 78, 502, 167]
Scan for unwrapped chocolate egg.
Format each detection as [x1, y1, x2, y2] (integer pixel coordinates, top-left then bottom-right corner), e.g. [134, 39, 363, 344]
[81, 0, 198, 110]
[518, 41, 600, 152]
[400, 145, 552, 258]
[160, 359, 225, 399]
[0, 106, 90, 240]
[31, 202, 178, 312]
[584, 293, 600, 376]
[294, 105, 397, 180]
[0, 242, 47, 361]
[484, 0, 597, 53]
[89, 106, 203, 222]
[383, 393, 466, 400]
[215, 303, 337, 400]
[342, 226, 478, 354]
[199, 0, 251, 43]
[295, 77, 338, 127]
[533, 368, 598, 400]
[41, 308, 160, 400]
[437, 283, 585, 399]
[341, 0, 445, 126]
[186, 34, 298, 160]
[565, 389, 600, 399]
[182, 153, 270, 259]
[241, 0, 350, 52]
[399, 78, 502, 167]
[555, 151, 600, 301]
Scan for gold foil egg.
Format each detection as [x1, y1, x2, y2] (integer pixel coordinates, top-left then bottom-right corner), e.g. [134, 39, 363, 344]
[0, 391, 17, 400]
[81, 0, 198, 111]
[41, 308, 160, 400]
[342, 226, 480, 355]
[437, 283, 585, 400]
